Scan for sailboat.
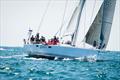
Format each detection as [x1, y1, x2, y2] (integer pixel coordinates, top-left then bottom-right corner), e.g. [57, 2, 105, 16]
[24, 0, 120, 59]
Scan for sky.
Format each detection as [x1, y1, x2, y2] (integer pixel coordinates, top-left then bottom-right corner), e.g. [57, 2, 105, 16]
[0, 0, 78, 47]
[0, 0, 120, 47]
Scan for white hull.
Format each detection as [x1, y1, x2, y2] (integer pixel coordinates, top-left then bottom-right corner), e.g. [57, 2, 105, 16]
[24, 44, 99, 58]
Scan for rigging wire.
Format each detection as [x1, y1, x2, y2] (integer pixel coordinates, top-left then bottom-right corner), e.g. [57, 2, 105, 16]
[37, 0, 51, 33]
[54, 0, 68, 37]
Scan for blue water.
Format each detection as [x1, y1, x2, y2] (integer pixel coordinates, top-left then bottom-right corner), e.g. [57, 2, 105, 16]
[0, 47, 120, 80]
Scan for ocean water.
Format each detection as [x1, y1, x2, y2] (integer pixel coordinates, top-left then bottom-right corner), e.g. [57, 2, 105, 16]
[0, 47, 120, 80]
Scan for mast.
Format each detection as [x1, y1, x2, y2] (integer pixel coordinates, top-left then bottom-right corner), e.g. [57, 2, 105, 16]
[72, 0, 85, 46]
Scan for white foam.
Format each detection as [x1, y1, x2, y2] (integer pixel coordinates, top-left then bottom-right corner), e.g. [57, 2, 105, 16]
[75, 55, 97, 62]
[0, 48, 6, 50]
[23, 57, 48, 61]
[63, 58, 73, 61]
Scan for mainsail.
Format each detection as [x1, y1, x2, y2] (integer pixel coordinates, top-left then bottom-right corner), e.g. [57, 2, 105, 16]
[85, 0, 117, 50]
[100, 0, 116, 49]
[62, 1, 83, 41]
[106, 0, 119, 51]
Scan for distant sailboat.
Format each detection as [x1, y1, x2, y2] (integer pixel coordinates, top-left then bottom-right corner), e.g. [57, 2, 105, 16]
[24, 0, 119, 59]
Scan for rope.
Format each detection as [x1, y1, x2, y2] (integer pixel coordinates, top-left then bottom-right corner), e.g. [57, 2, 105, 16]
[37, 0, 51, 33]
[54, 0, 68, 37]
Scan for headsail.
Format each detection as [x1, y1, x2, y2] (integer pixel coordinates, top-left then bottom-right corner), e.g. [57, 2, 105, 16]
[85, 4, 104, 47]
[74, 0, 104, 47]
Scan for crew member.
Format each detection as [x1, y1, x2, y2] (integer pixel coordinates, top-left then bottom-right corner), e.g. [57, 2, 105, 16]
[93, 40, 97, 47]
[35, 33, 40, 44]
[23, 39, 26, 44]
[40, 36, 46, 44]
[30, 35, 35, 44]
[53, 36, 59, 45]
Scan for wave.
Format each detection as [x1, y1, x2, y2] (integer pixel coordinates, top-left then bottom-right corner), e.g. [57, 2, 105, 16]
[0, 47, 15, 52]
[0, 54, 27, 59]
[52, 55, 98, 62]
[1, 53, 117, 62]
